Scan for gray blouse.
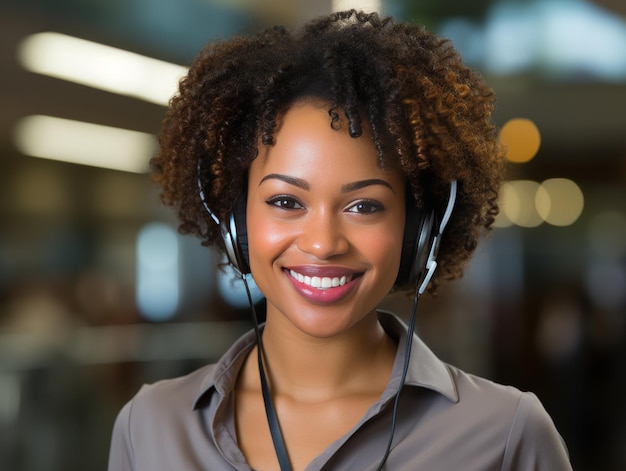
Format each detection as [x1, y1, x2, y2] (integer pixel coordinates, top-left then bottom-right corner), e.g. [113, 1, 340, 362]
[108, 312, 572, 470]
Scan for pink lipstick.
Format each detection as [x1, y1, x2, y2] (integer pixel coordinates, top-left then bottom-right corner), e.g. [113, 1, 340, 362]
[284, 267, 363, 304]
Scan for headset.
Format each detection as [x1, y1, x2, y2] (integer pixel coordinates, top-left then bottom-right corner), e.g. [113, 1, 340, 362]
[198, 168, 457, 470]
[198, 173, 457, 293]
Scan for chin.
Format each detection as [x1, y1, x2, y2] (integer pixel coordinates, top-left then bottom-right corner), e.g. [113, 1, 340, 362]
[285, 306, 379, 339]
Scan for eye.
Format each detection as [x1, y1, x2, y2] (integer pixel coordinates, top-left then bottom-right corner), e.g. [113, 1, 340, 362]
[266, 195, 304, 210]
[346, 200, 384, 214]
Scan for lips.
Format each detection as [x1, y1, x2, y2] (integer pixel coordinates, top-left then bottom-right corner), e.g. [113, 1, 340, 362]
[288, 270, 352, 289]
[284, 267, 363, 304]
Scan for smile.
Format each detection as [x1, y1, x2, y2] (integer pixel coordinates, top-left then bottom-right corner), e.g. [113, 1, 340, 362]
[289, 269, 353, 290]
[285, 267, 363, 304]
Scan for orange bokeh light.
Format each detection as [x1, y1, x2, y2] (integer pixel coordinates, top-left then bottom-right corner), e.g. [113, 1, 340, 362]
[499, 118, 541, 163]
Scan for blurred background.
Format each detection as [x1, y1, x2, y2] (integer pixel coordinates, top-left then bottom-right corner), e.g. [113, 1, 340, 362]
[1, 0, 625, 469]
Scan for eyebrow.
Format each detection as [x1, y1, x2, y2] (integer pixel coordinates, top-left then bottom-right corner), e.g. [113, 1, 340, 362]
[259, 174, 394, 193]
[341, 179, 394, 193]
[259, 174, 309, 190]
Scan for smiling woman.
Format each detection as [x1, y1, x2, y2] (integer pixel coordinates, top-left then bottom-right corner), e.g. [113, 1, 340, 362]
[246, 101, 405, 342]
[108, 9, 572, 471]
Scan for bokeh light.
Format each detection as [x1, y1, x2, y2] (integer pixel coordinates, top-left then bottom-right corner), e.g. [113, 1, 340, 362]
[499, 118, 541, 163]
[502, 180, 544, 227]
[536, 178, 584, 226]
[136, 223, 179, 321]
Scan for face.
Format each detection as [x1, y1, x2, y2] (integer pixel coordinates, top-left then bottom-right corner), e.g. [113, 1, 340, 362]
[246, 100, 406, 339]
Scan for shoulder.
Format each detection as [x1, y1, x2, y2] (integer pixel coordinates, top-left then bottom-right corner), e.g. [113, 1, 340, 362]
[427, 365, 527, 441]
[112, 327, 255, 432]
[446, 366, 572, 470]
[129, 363, 217, 419]
[500, 390, 572, 469]
[448, 364, 525, 408]
[446, 365, 557, 436]
[108, 361, 245, 470]
[108, 364, 219, 469]
[111, 362, 219, 443]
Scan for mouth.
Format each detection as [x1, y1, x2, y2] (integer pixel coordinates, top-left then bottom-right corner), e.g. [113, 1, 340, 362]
[287, 268, 363, 290]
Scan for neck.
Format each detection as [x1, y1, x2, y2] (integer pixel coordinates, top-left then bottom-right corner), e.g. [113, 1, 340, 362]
[256, 310, 397, 401]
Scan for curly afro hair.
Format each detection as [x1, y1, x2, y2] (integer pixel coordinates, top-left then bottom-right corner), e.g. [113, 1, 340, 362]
[152, 10, 505, 293]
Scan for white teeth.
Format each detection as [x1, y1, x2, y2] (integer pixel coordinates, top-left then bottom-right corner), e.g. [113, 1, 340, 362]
[290, 270, 351, 290]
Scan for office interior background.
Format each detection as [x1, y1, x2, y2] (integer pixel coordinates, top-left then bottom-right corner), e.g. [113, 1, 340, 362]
[1, 0, 625, 469]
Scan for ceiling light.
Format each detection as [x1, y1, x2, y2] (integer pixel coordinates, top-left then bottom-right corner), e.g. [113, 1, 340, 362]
[14, 115, 157, 173]
[332, 0, 381, 13]
[17, 32, 187, 106]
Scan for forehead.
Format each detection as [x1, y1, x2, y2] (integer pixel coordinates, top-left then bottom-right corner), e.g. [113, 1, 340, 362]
[249, 101, 404, 191]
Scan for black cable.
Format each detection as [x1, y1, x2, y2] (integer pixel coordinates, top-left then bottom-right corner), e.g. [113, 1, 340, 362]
[375, 281, 421, 471]
[242, 276, 293, 471]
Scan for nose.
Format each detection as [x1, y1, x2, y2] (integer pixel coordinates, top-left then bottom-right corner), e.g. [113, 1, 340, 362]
[296, 210, 350, 260]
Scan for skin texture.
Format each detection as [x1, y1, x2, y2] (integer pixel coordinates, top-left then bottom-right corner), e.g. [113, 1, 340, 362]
[235, 101, 401, 471]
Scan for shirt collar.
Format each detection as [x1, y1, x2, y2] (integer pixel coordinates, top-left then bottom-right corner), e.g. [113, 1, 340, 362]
[378, 310, 458, 402]
[192, 310, 458, 409]
[192, 328, 257, 409]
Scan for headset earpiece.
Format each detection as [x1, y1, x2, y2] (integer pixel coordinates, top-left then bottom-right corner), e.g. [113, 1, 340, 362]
[395, 181, 457, 291]
[213, 193, 249, 278]
[230, 194, 250, 275]
[395, 191, 433, 287]
[197, 164, 250, 278]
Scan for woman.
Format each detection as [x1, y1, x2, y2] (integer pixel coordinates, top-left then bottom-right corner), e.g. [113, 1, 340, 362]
[108, 10, 572, 471]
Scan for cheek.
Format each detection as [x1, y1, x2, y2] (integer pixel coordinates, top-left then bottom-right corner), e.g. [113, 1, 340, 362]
[358, 221, 405, 271]
[379, 232, 404, 268]
[246, 213, 293, 267]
